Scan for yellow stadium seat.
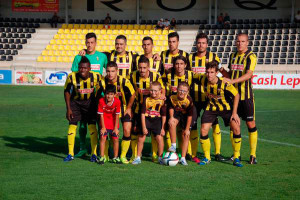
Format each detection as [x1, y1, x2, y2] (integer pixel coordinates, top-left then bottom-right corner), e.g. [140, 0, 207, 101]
[65, 45, 72, 50]
[169, 30, 175, 33]
[91, 24, 97, 29]
[50, 56, 57, 62]
[71, 45, 77, 51]
[125, 30, 131, 35]
[102, 46, 109, 52]
[128, 35, 134, 40]
[58, 29, 64, 34]
[134, 24, 139, 29]
[54, 34, 60, 39]
[86, 24, 92, 29]
[50, 39, 56, 45]
[88, 29, 94, 33]
[98, 24, 104, 29]
[57, 56, 63, 62]
[109, 35, 115, 40]
[45, 45, 52, 50]
[137, 30, 143, 35]
[150, 30, 155, 35]
[144, 30, 150, 35]
[112, 30, 119, 34]
[136, 46, 142, 52]
[100, 40, 106, 45]
[96, 46, 101, 51]
[37, 56, 43, 62]
[103, 35, 109, 40]
[154, 46, 161, 53]
[67, 24, 73, 29]
[58, 45, 64, 50]
[94, 30, 100, 35]
[140, 25, 146, 30]
[100, 29, 106, 34]
[146, 25, 152, 30]
[134, 35, 141, 40]
[153, 41, 157, 46]
[107, 40, 114, 46]
[53, 50, 59, 56]
[66, 51, 73, 57]
[116, 25, 122, 29]
[62, 57, 68, 63]
[121, 24, 128, 29]
[79, 34, 85, 40]
[128, 25, 134, 30]
[52, 45, 59, 50]
[138, 40, 142, 45]
[70, 29, 76, 34]
[73, 24, 80, 29]
[41, 50, 48, 56]
[98, 35, 103, 40]
[119, 30, 125, 34]
[62, 24, 68, 29]
[153, 35, 159, 41]
[155, 30, 162, 35]
[107, 29, 113, 34]
[127, 40, 132, 45]
[80, 24, 85, 29]
[110, 25, 116, 29]
[62, 40, 68, 45]
[62, 50, 68, 56]
[56, 39, 63, 45]
[64, 29, 70, 34]
[76, 29, 82, 34]
[156, 41, 163, 46]
[82, 29, 88, 34]
[131, 40, 138, 46]
[131, 30, 137, 35]
[163, 41, 168, 46]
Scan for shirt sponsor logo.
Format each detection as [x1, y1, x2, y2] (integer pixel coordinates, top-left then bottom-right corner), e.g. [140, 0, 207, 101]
[117, 63, 130, 69]
[207, 93, 222, 100]
[192, 66, 205, 73]
[78, 88, 94, 94]
[91, 64, 101, 71]
[138, 88, 150, 95]
[231, 64, 244, 71]
[146, 110, 160, 116]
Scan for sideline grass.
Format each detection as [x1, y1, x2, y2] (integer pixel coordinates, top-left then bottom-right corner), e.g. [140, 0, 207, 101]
[0, 86, 299, 199]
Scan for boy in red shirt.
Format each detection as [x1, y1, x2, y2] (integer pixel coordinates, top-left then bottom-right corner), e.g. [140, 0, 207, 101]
[97, 84, 122, 164]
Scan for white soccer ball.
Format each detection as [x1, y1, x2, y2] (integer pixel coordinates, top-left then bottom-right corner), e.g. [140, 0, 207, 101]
[162, 152, 179, 166]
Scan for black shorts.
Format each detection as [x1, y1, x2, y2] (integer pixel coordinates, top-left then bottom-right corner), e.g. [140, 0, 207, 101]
[174, 106, 197, 130]
[201, 110, 232, 127]
[144, 117, 162, 136]
[238, 98, 255, 122]
[121, 113, 132, 123]
[69, 99, 97, 125]
[103, 129, 118, 139]
[133, 113, 141, 135]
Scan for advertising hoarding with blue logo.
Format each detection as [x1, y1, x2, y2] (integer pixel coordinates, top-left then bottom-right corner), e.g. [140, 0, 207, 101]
[0, 70, 12, 84]
[45, 71, 70, 86]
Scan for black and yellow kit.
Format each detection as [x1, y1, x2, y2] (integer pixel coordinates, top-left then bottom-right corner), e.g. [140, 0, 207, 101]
[160, 50, 189, 75]
[163, 70, 194, 96]
[106, 50, 138, 77]
[136, 55, 162, 74]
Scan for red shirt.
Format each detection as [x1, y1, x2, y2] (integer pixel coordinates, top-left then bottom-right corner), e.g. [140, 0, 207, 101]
[97, 97, 120, 129]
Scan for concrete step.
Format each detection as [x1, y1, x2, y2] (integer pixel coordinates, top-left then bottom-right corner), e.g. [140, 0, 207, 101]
[20, 50, 42, 55]
[30, 39, 51, 44]
[15, 55, 38, 61]
[37, 29, 58, 34]
[34, 35, 55, 40]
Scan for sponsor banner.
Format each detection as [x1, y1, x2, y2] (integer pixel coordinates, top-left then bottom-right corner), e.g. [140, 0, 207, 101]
[12, 0, 59, 12]
[0, 70, 12, 84]
[45, 71, 70, 86]
[252, 74, 300, 90]
[15, 71, 43, 85]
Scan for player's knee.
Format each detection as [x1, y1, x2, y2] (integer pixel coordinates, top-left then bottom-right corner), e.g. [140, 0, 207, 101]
[246, 121, 256, 129]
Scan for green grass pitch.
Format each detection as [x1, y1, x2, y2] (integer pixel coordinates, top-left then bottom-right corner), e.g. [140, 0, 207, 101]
[0, 85, 299, 199]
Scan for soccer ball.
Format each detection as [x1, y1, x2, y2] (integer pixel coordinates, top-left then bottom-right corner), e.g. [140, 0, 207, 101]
[162, 152, 179, 166]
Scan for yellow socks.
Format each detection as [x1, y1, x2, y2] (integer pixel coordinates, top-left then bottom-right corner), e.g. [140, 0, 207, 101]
[88, 124, 98, 155]
[120, 136, 131, 158]
[232, 134, 242, 159]
[151, 134, 158, 158]
[164, 131, 171, 150]
[248, 127, 258, 157]
[190, 130, 199, 158]
[130, 134, 138, 159]
[67, 124, 77, 156]
[104, 140, 109, 159]
[200, 135, 211, 160]
[212, 124, 221, 155]
[230, 129, 234, 149]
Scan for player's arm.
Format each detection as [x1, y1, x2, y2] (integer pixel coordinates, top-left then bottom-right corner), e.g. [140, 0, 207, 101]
[160, 103, 167, 136]
[124, 79, 136, 117]
[226, 70, 253, 85]
[71, 56, 80, 72]
[168, 100, 177, 126]
[183, 101, 193, 136]
[141, 100, 148, 135]
[158, 76, 166, 100]
[226, 84, 240, 125]
[64, 76, 73, 121]
[114, 100, 121, 136]
[97, 100, 106, 135]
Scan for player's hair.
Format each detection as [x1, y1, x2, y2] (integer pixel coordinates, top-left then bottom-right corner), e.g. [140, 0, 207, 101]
[138, 55, 150, 66]
[116, 35, 127, 43]
[196, 32, 208, 43]
[206, 60, 219, 72]
[79, 56, 91, 67]
[150, 81, 162, 89]
[142, 36, 153, 44]
[86, 32, 97, 41]
[106, 61, 118, 69]
[105, 84, 116, 94]
[178, 82, 190, 90]
[237, 33, 249, 41]
[168, 32, 179, 40]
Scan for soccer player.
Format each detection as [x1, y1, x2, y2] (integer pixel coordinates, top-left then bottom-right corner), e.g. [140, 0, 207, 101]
[132, 82, 166, 165]
[63, 56, 102, 162]
[220, 33, 258, 164]
[160, 32, 189, 75]
[128, 56, 165, 162]
[98, 84, 122, 164]
[196, 61, 242, 167]
[189, 33, 225, 162]
[168, 82, 197, 165]
[104, 61, 136, 164]
[71, 32, 108, 158]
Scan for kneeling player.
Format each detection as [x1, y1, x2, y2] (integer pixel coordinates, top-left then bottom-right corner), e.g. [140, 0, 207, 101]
[132, 82, 166, 165]
[168, 82, 197, 165]
[197, 61, 242, 167]
[98, 84, 122, 164]
[63, 56, 101, 162]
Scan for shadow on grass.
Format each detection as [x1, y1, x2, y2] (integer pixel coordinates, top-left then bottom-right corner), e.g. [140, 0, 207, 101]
[0, 136, 66, 159]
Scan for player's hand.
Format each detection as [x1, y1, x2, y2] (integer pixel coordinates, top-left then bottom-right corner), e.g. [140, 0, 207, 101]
[153, 53, 161, 61]
[113, 128, 119, 137]
[143, 128, 148, 135]
[231, 113, 240, 126]
[222, 77, 233, 84]
[100, 128, 107, 136]
[66, 109, 73, 121]
[160, 129, 165, 136]
[78, 49, 86, 56]
[160, 94, 166, 100]
[183, 129, 190, 136]
[124, 108, 132, 118]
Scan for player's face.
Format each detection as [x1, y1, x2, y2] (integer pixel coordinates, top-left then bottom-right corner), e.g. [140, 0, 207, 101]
[168, 36, 179, 52]
[150, 85, 161, 99]
[174, 59, 186, 74]
[138, 62, 150, 77]
[177, 85, 189, 100]
[196, 38, 208, 53]
[79, 63, 91, 79]
[236, 35, 249, 53]
[206, 67, 218, 83]
[86, 37, 96, 53]
[142, 39, 153, 54]
[115, 39, 126, 54]
[105, 92, 115, 102]
[106, 67, 118, 81]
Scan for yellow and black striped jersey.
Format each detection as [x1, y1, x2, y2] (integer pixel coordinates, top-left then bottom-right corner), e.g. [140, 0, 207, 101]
[228, 50, 257, 100]
[103, 76, 135, 117]
[189, 51, 220, 103]
[64, 71, 103, 100]
[128, 71, 165, 113]
[168, 94, 194, 116]
[160, 49, 189, 75]
[135, 55, 162, 74]
[196, 76, 238, 111]
[162, 70, 194, 96]
[141, 97, 166, 118]
[106, 50, 138, 78]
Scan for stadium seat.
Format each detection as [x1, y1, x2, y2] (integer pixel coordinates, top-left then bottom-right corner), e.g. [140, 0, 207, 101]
[279, 59, 286, 64]
[264, 59, 271, 64]
[288, 53, 295, 58]
[258, 53, 264, 58]
[281, 47, 287, 52]
[280, 53, 287, 58]
[272, 59, 278, 64]
[287, 59, 294, 64]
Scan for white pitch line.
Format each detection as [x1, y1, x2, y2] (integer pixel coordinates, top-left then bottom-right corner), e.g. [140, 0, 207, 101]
[256, 110, 300, 113]
[222, 130, 300, 148]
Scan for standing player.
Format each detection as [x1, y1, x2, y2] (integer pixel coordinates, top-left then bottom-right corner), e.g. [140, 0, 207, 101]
[63, 57, 102, 162]
[104, 61, 136, 164]
[160, 32, 189, 75]
[98, 84, 122, 164]
[132, 82, 166, 165]
[128, 56, 165, 162]
[71, 32, 108, 158]
[220, 33, 258, 164]
[168, 82, 197, 165]
[189, 33, 225, 162]
[196, 61, 242, 167]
